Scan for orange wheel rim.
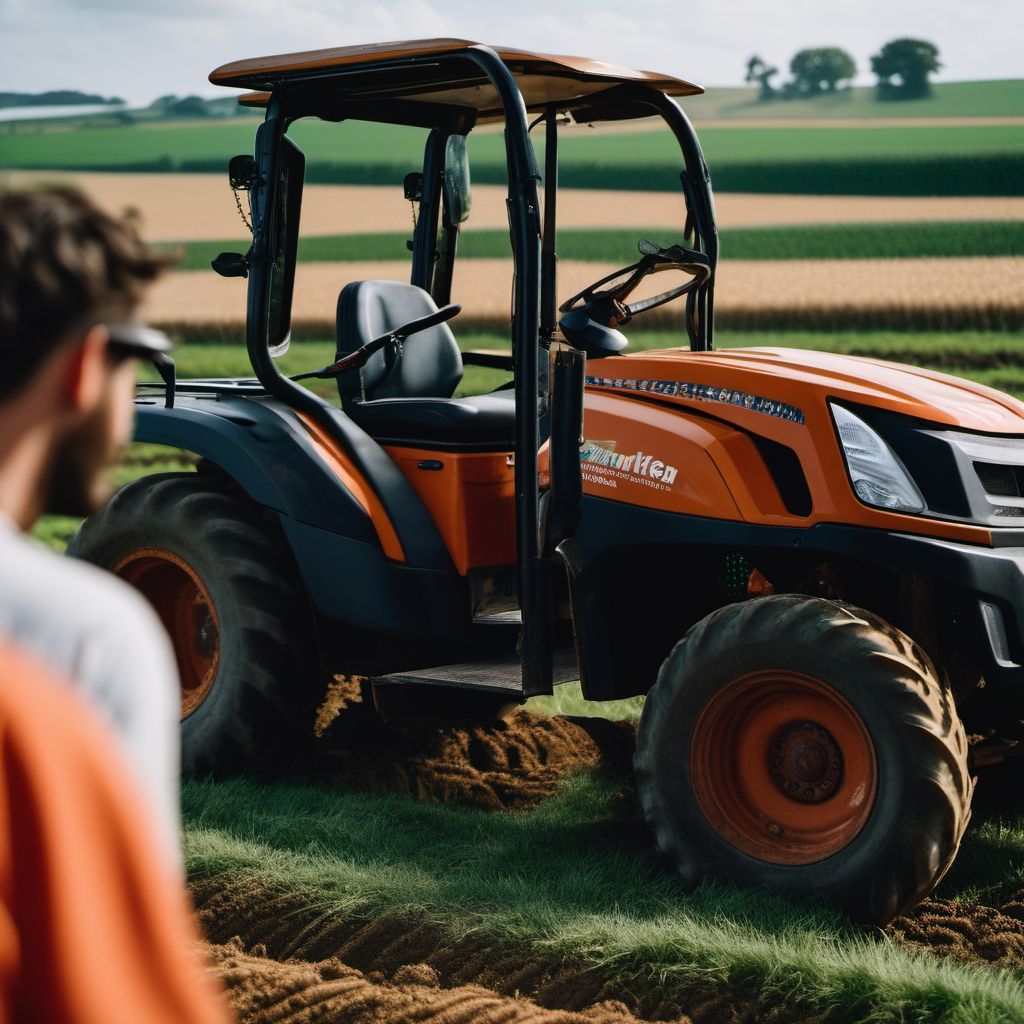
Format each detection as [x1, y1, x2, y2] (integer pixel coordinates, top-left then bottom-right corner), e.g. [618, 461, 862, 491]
[113, 548, 220, 719]
[690, 670, 877, 864]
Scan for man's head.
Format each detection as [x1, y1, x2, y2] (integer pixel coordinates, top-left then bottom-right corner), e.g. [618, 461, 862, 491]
[0, 186, 172, 525]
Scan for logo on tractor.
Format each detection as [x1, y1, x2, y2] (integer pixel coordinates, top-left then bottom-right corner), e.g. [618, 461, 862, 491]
[581, 440, 679, 492]
[585, 376, 805, 424]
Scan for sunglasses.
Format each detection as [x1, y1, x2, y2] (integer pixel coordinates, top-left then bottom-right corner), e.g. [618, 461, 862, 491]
[105, 324, 176, 409]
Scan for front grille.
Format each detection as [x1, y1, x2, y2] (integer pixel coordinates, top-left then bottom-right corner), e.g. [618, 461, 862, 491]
[975, 461, 1022, 498]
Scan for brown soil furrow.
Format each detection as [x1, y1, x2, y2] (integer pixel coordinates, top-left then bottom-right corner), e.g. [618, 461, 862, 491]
[207, 940, 683, 1024]
[888, 889, 1024, 971]
[310, 705, 635, 812]
[193, 875, 720, 1022]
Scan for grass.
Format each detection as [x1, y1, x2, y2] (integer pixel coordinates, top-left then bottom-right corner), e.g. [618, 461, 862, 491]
[4, 115, 1022, 194]
[163, 221, 1024, 270]
[182, 769, 1024, 1023]
[4, 116, 1019, 169]
[527, 679, 645, 722]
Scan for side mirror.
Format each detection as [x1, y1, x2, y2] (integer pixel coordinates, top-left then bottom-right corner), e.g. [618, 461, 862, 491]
[559, 308, 629, 358]
[228, 154, 258, 190]
[211, 252, 248, 278]
[442, 135, 471, 226]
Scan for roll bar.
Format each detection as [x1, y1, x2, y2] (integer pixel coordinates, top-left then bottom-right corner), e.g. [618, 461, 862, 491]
[240, 45, 717, 696]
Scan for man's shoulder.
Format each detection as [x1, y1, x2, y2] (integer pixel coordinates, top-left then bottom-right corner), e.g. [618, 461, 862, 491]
[0, 530, 167, 653]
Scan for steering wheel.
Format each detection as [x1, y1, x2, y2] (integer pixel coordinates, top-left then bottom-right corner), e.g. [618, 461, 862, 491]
[559, 240, 711, 330]
[291, 303, 461, 383]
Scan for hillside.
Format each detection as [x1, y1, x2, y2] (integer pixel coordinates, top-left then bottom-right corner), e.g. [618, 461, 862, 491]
[687, 78, 1024, 120]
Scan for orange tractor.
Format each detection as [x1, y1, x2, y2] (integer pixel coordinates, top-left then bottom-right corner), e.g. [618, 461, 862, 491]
[73, 39, 1023, 925]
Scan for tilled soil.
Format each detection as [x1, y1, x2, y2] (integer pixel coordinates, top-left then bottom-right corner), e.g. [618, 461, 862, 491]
[206, 938, 688, 1024]
[889, 889, 1024, 971]
[197, 875, 689, 1021]
[196, 876, 771, 1024]
[308, 689, 635, 812]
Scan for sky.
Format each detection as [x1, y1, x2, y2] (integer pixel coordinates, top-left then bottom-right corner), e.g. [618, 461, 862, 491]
[1, 0, 1021, 105]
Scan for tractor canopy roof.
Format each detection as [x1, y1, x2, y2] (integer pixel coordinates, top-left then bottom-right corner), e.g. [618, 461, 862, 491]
[211, 38, 702, 126]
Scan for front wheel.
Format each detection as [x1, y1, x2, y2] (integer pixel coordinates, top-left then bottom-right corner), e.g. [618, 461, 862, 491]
[634, 595, 971, 925]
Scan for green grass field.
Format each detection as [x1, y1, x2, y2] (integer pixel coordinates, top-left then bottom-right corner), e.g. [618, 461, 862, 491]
[4, 114, 1022, 194]
[164, 221, 1024, 270]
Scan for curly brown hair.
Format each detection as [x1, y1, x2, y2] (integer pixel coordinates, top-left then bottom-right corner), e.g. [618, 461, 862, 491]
[0, 185, 174, 401]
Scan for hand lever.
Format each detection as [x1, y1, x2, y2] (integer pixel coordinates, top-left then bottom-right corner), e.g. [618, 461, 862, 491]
[290, 304, 461, 382]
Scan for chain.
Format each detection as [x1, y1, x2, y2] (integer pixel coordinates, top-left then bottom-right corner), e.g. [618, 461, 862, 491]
[232, 186, 253, 234]
[410, 198, 418, 233]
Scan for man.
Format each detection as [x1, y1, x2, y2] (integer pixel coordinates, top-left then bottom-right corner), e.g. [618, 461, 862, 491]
[0, 186, 181, 858]
[0, 639, 231, 1023]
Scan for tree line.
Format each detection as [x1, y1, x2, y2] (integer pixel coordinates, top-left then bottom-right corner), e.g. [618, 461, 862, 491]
[745, 39, 941, 101]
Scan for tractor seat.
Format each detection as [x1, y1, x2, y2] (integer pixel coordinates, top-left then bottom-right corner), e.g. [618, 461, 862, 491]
[336, 280, 514, 448]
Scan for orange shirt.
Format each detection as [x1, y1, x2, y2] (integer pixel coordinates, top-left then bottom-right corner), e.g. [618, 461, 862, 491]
[0, 640, 232, 1024]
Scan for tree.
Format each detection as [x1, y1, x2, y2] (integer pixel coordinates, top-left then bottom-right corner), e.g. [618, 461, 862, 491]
[871, 38, 941, 99]
[745, 55, 779, 100]
[788, 48, 857, 95]
[164, 96, 210, 118]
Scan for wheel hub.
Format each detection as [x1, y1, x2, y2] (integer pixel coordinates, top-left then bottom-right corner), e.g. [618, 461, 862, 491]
[112, 547, 221, 719]
[770, 720, 843, 803]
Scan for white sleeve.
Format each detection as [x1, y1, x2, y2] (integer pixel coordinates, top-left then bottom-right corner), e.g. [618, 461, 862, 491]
[73, 590, 183, 867]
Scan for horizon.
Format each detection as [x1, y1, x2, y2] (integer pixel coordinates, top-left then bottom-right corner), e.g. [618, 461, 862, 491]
[4, 74, 1021, 113]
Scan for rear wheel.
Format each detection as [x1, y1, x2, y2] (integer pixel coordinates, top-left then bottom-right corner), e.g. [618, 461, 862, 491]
[68, 472, 324, 775]
[634, 595, 971, 925]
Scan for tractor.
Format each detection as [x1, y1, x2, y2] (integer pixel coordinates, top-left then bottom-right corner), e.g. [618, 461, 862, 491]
[71, 39, 1024, 926]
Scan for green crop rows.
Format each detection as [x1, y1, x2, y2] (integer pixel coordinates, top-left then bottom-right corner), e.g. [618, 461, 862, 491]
[4, 115, 1022, 195]
[162, 221, 1024, 271]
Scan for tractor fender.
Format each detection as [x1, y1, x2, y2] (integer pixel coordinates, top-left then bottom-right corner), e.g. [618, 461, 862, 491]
[133, 394, 469, 642]
[134, 395, 379, 547]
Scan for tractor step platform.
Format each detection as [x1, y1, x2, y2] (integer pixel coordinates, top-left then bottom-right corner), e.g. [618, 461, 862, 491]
[372, 646, 579, 696]
[473, 609, 522, 626]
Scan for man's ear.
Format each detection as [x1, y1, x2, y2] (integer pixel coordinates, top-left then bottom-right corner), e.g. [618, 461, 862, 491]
[60, 325, 110, 415]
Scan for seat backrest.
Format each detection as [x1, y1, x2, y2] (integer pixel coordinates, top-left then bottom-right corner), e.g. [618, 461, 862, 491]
[335, 280, 463, 406]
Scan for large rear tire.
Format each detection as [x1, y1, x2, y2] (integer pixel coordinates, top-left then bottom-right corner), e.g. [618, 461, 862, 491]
[634, 595, 971, 925]
[68, 472, 324, 775]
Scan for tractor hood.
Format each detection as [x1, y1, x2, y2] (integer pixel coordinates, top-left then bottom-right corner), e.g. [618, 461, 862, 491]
[594, 347, 1024, 435]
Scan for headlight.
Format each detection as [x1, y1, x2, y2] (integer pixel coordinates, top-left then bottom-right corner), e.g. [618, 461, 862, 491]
[831, 404, 926, 514]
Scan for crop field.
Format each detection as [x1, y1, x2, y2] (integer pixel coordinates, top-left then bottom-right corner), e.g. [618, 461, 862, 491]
[18, 73, 1024, 1022]
[139, 255, 1024, 334]
[161, 221, 1024, 270]
[4, 115, 1022, 194]
[10, 172, 1024, 240]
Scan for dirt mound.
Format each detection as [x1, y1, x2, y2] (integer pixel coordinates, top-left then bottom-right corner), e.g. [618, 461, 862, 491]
[192, 874, 759, 1023]
[309, 700, 635, 812]
[207, 939, 683, 1024]
[889, 889, 1024, 970]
